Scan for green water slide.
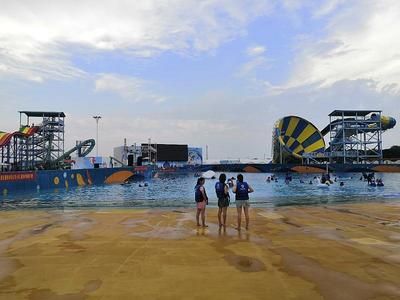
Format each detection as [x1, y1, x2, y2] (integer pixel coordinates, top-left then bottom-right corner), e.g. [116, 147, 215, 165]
[53, 139, 96, 164]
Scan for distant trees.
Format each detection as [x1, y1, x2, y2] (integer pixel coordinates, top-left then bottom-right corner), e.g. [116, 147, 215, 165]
[383, 146, 400, 161]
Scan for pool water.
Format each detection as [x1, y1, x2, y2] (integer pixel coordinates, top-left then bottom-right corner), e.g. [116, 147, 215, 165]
[1, 172, 399, 210]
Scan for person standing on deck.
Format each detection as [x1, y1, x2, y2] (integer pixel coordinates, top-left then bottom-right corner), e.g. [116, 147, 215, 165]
[194, 177, 208, 227]
[215, 173, 230, 228]
[233, 174, 254, 230]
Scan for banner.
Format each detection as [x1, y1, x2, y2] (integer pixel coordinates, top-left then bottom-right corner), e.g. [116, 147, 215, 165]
[188, 147, 203, 165]
[0, 171, 36, 182]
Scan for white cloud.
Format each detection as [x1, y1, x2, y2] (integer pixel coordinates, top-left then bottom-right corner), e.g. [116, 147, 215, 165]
[238, 45, 268, 77]
[0, 0, 272, 81]
[313, 0, 346, 17]
[280, 0, 345, 17]
[238, 57, 268, 77]
[246, 46, 266, 56]
[286, 0, 400, 93]
[0, 40, 84, 82]
[95, 74, 166, 103]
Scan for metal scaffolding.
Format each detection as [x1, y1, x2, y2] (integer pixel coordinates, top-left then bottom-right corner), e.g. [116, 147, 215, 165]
[328, 110, 383, 164]
[0, 111, 66, 171]
[19, 111, 66, 169]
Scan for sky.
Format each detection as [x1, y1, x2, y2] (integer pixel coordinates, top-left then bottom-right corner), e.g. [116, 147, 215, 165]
[0, 0, 399, 160]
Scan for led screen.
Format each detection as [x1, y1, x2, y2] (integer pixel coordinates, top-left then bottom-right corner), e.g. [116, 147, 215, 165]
[158, 144, 187, 161]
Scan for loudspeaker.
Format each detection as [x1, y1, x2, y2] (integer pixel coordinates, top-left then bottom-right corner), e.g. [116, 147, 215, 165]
[128, 154, 134, 166]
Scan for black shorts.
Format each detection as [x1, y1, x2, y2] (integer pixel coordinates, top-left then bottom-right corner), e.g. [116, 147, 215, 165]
[218, 197, 230, 208]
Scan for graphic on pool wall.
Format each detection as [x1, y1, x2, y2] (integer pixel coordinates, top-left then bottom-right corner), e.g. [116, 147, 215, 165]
[188, 147, 203, 165]
[0, 166, 155, 194]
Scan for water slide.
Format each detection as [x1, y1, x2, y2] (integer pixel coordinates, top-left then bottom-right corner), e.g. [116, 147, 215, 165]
[272, 114, 396, 163]
[320, 114, 396, 136]
[1, 123, 95, 167]
[272, 116, 325, 163]
[320, 114, 396, 152]
[54, 139, 96, 164]
[0, 125, 40, 147]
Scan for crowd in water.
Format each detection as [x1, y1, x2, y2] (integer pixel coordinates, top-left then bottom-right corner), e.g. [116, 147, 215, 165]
[130, 171, 384, 190]
[265, 172, 384, 187]
[266, 173, 341, 187]
[361, 172, 385, 187]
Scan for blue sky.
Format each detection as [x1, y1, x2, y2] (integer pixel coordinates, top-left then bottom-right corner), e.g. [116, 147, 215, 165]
[0, 0, 399, 159]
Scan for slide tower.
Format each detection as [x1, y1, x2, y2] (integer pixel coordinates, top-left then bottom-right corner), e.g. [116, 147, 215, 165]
[0, 111, 95, 171]
[272, 110, 396, 164]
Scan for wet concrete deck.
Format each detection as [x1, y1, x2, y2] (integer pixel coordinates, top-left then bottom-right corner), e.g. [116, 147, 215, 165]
[1, 203, 400, 299]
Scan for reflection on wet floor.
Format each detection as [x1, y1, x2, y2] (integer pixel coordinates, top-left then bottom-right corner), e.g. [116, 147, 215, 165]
[1, 203, 400, 299]
[224, 254, 266, 272]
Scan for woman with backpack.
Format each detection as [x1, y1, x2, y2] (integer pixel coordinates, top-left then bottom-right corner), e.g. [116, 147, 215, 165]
[215, 173, 230, 228]
[194, 177, 208, 227]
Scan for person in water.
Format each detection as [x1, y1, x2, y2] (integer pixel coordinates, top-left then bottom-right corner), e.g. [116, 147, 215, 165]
[194, 177, 208, 227]
[215, 173, 230, 228]
[233, 174, 254, 230]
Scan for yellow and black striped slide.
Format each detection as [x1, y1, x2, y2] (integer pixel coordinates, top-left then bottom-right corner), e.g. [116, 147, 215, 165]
[274, 116, 325, 160]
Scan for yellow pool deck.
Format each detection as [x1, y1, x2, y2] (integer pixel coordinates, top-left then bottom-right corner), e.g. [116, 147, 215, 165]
[1, 203, 400, 300]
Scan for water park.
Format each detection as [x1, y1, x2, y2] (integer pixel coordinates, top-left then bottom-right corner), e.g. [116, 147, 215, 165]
[1, 110, 400, 300]
[3, 2, 400, 298]
[0, 109, 399, 196]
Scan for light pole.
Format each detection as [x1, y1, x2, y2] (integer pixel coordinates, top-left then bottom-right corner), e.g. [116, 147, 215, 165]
[93, 116, 102, 156]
